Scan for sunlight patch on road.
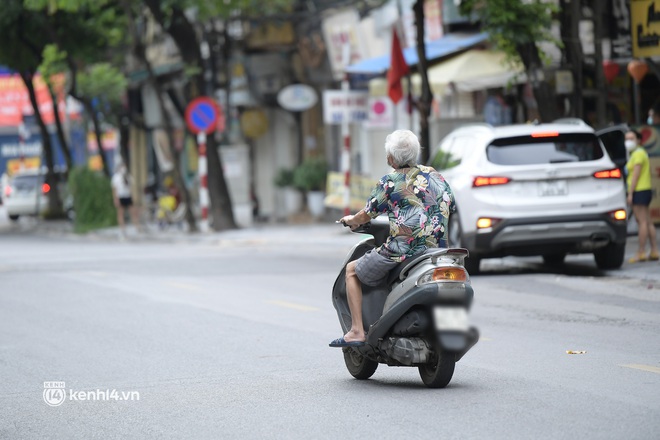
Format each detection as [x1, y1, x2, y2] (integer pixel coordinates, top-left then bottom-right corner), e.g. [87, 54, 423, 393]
[621, 364, 660, 375]
[267, 300, 319, 312]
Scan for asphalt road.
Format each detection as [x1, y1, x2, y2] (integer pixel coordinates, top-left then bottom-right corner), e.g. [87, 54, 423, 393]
[0, 214, 659, 439]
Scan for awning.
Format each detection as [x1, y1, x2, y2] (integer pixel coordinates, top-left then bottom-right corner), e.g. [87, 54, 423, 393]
[345, 32, 489, 75]
[369, 50, 526, 97]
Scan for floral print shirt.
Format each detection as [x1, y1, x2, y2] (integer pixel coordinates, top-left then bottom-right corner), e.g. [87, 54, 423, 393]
[364, 165, 455, 262]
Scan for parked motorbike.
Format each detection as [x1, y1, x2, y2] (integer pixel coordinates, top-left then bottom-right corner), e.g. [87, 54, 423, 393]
[332, 217, 479, 388]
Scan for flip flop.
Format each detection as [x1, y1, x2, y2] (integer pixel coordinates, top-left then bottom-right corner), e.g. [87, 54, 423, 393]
[629, 253, 648, 264]
[329, 337, 365, 347]
[649, 252, 660, 261]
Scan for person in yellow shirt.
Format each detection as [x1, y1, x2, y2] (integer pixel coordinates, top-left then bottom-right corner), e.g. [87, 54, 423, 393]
[625, 130, 659, 262]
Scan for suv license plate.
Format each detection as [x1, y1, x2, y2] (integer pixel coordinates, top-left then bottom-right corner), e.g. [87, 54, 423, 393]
[433, 307, 469, 331]
[538, 180, 568, 197]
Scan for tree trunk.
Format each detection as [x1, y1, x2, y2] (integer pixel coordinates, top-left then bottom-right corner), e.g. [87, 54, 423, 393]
[20, 71, 63, 218]
[145, 0, 237, 231]
[413, 1, 432, 164]
[84, 100, 111, 178]
[46, 82, 73, 171]
[592, 0, 607, 127]
[516, 42, 560, 122]
[122, 0, 198, 232]
[559, 0, 583, 119]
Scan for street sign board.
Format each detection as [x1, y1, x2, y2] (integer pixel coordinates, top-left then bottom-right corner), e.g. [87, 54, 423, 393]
[322, 90, 369, 124]
[277, 84, 318, 112]
[185, 97, 224, 134]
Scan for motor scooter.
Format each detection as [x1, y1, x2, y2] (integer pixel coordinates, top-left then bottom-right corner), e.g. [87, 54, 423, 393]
[332, 216, 479, 388]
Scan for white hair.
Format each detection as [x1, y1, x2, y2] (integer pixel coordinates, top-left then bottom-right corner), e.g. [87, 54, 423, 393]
[384, 129, 420, 167]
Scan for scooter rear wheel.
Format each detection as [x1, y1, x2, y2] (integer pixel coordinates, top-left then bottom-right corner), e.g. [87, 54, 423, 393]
[418, 351, 455, 388]
[343, 348, 378, 380]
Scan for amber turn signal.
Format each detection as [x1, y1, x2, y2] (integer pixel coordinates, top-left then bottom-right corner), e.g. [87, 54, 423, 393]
[432, 267, 468, 282]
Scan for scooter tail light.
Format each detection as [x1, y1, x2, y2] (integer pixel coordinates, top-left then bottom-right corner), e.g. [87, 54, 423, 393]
[418, 267, 468, 285]
[4, 185, 11, 198]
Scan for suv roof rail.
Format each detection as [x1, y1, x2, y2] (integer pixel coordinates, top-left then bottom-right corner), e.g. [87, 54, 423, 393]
[552, 118, 589, 126]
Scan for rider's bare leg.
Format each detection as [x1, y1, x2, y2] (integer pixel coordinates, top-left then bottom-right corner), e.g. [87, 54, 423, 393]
[344, 260, 366, 342]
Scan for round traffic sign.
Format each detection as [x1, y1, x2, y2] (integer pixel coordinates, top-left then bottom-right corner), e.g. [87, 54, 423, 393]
[185, 97, 223, 134]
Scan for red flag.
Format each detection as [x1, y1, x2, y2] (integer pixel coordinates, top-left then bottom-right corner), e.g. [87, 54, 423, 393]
[387, 28, 409, 104]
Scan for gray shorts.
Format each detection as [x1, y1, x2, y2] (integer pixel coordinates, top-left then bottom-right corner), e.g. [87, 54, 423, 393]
[355, 249, 398, 287]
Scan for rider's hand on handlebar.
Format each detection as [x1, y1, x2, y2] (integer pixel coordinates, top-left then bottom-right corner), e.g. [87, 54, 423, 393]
[337, 215, 358, 230]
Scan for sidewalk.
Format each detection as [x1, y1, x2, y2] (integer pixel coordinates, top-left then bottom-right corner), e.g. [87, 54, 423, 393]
[3, 212, 659, 278]
[14, 216, 359, 248]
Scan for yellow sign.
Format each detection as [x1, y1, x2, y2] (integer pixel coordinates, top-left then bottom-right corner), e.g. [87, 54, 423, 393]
[324, 172, 377, 211]
[241, 109, 268, 139]
[632, 0, 660, 57]
[6, 157, 40, 176]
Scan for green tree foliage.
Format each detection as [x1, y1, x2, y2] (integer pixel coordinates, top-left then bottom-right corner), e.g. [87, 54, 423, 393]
[68, 166, 117, 233]
[459, 0, 557, 60]
[459, 0, 560, 121]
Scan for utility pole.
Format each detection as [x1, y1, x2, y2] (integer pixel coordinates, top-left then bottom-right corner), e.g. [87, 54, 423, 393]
[593, 0, 607, 127]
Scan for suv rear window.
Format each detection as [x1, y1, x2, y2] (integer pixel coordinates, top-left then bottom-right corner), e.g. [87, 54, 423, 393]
[487, 133, 604, 165]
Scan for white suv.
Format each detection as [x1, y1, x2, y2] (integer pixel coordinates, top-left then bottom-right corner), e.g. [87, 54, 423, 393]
[431, 121, 628, 274]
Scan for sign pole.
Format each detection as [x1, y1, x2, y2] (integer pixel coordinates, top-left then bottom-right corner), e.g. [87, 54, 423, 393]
[185, 96, 223, 233]
[197, 132, 209, 232]
[341, 42, 351, 216]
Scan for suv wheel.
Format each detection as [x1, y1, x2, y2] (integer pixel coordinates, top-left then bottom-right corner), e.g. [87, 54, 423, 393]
[449, 213, 481, 274]
[9, 214, 19, 221]
[593, 243, 625, 270]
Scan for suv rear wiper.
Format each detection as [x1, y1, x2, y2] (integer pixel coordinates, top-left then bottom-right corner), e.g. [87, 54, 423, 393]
[549, 159, 576, 163]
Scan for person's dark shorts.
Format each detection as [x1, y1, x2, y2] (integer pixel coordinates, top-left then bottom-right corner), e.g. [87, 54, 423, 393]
[355, 249, 398, 287]
[119, 197, 133, 207]
[632, 189, 652, 206]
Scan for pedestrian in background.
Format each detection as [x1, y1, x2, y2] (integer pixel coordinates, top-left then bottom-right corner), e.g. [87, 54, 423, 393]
[624, 130, 659, 263]
[111, 163, 140, 238]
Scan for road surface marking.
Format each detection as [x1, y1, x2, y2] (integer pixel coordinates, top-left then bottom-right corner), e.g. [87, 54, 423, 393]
[267, 300, 319, 312]
[166, 282, 202, 292]
[621, 364, 660, 375]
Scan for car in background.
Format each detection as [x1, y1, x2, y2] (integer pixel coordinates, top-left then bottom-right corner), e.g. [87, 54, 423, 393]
[430, 120, 628, 274]
[3, 168, 72, 221]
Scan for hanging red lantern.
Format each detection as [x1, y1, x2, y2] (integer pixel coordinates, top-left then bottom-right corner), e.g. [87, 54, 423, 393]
[603, 60, 620, 83]
[627, 59, 649, 84]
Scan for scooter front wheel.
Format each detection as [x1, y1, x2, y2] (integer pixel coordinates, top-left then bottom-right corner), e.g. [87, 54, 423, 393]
[418, 351, 455, 388]
[343, 348, 378, 380]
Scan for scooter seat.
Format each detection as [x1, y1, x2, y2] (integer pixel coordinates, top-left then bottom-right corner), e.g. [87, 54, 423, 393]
[387, 248, 445, 285]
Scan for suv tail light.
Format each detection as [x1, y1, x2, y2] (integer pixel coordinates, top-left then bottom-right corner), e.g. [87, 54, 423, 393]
[473, 176, 511, 187]
[593, 168, 622, 179]
[4, 185, 11, 198]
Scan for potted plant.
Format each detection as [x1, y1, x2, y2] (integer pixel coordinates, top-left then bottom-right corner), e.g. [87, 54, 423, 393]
[293, 157, 328, 218]
[274, 168, 302, 217]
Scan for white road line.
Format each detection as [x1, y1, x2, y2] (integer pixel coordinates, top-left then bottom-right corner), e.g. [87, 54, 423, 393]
[621, 364, 660, 375]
